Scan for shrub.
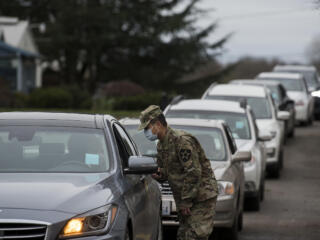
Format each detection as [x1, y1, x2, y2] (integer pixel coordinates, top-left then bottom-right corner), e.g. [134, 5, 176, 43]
[111, 92, 162, 111]
[28, 86, 93, 109]
[28, 87, 73, 108]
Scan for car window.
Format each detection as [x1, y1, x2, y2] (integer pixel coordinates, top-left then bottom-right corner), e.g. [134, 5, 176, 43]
[302, 71, 319, 88]
[258, 78, 303, 91]
[113, 123, 136, 157]
[0, 126, 110, 173]
[223, 125, 237, 154]
[171, 125, 227, 162]
[166, 110, 252, 140]
[124, 125, 157, 156]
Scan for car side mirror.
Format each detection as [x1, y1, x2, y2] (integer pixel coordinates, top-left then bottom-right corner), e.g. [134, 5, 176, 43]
[277, 111, 290, 121]
[232, 151, 251, 163]
[124, 156, 158, 174]
[258, 130, 273, 142]
[287, 99, 294, 105]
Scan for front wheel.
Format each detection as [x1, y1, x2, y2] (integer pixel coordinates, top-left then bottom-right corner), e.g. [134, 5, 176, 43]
[156, 213, 163, 240]
[125, 228, 131, 240]
[220, 212, 239, 240]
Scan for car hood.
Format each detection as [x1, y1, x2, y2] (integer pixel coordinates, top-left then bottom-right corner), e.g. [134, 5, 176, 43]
[0, 173, 114, 214]
[210, 161, 229, 180]
[235, 139, 254, 151]
[287, 91, 304, 102]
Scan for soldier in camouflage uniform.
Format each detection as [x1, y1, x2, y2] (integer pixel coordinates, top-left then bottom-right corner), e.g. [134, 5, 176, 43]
[138, 105, 218, 240]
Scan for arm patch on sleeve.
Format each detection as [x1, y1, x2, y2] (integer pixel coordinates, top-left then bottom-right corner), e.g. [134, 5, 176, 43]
[179, 149, 192, 162]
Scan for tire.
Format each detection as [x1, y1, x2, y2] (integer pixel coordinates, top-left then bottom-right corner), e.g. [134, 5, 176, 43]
[156, 214, 163, 240]
[238, 210, 243, 232]
[221, 212, 239, 240]
[309, 115, 313, 126]
[288, 127, 295, 138]
[268, 162, 280, 178]
[249, 194, 260, 211]
[125, 228, 131, 240]
[260, 179, 265, 202]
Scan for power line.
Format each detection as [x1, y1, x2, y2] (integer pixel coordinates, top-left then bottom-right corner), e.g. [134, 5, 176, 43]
[218, 7, 317, 21]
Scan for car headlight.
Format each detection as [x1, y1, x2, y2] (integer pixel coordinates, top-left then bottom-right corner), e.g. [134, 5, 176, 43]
[244, 154, 255, 167]
[218, 181, 234, 200]
[311, 90, 320, 98]
[59, 205, 118, 239]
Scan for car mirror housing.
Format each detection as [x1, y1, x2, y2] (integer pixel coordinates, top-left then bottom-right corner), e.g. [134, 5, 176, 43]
[277, 111, 290, 121]
[232, 151, 251, 163]
[258, 130, 273, 142]
[124, 156, 158, 174]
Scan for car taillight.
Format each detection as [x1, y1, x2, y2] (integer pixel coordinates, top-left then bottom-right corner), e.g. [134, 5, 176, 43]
[295, 100, 304, 106]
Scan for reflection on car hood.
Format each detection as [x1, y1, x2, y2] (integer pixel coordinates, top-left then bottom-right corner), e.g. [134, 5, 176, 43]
[235, 139, 254, 151]
[210, 162, 229, 180]
[287, 91, 304, 102]
[0, 173, 114, 214]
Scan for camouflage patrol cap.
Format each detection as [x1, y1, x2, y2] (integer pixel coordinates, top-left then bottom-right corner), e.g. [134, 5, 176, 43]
[138, 105, 163, 130]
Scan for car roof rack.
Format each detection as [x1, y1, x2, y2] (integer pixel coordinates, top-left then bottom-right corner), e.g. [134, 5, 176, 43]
[170, 95, 185, 105]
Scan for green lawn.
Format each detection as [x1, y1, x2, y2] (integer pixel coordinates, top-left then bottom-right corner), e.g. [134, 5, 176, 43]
[0, 108, 140, 120]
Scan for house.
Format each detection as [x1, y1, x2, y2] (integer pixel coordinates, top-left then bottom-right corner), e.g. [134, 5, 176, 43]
[0, 16, 41, 93]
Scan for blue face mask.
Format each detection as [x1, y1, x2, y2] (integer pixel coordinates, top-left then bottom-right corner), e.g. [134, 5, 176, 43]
[144, 128, 158, 141]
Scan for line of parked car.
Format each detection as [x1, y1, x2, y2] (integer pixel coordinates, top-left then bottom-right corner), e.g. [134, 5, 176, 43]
[0, 64, 319, 240]
[121, 64, 320, 240]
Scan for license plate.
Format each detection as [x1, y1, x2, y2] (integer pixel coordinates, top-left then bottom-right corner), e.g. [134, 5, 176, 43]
[162, 200, 171, 216]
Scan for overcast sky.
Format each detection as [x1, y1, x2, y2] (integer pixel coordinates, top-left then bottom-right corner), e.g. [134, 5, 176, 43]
[196, 0, 320, 63]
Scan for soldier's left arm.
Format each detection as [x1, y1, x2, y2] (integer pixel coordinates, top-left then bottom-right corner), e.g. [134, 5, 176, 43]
[177, 136, 202, 209]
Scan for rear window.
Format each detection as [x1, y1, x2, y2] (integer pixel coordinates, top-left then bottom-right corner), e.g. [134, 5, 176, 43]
[258, 78, 303, 91]
[205, 95, 272, 119]
[0, 126, 110, 173]
[166, 110, 252, 140]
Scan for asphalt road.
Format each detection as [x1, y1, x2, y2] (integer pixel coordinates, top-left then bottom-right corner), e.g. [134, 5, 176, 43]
[164, 122, 320, 240]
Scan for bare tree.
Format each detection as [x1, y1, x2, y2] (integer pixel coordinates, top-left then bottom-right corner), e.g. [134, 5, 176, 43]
[306, 34, 320, 69]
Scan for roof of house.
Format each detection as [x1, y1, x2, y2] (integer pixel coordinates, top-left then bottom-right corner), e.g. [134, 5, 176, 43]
[0, 40, 38, 58]
[0, 17, 38, 55]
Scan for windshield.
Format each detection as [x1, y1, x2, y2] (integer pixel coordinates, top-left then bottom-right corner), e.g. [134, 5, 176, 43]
[172, 125, 227, 161]
[259, 78, 303, 91]
[125, 124, 227, 161]
[205, 95, 272, 119]
[302, 72, 319, 89]
[166, 111, 251, 140]
[0, 126, 110, 173]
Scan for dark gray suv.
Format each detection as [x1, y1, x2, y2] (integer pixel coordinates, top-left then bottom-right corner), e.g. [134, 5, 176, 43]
[0, 112, 162, 240]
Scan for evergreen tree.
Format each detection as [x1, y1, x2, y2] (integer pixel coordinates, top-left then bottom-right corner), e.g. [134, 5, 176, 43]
[0, 0, 228, 92]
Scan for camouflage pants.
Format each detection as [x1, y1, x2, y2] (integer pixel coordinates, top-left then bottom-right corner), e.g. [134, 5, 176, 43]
[177, 197, 217, 240]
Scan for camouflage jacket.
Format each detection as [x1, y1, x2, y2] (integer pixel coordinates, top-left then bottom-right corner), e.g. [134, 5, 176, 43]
[157, 127, 218, 210]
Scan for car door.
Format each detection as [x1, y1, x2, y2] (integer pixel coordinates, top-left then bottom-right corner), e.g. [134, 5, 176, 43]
[113, 123, 159, 239]
[223, 124, 244, 194]
[249, 108, 267, 173]
[302, 77, 315, 117]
